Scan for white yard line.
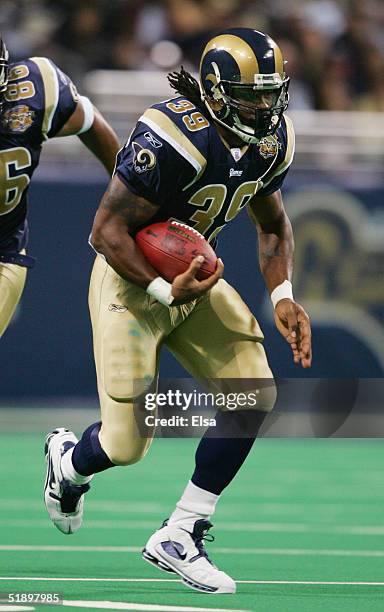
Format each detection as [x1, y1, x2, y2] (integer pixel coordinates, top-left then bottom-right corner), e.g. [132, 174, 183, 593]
[0, 577, 383, 587]
[2, 519, 384, 535]
[0, 546, 141, 553]
[238, 580, 384, 586]
[0, 500, 167, 514]
[1, 499, 384, 515]
[0, 607, 35, 612]
[63, 601, 250, 612]
[1, 545, 384, 558]
[0, 578, 177, 583]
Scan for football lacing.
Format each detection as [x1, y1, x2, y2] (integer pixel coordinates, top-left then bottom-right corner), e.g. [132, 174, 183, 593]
[169, 220, 204, 239]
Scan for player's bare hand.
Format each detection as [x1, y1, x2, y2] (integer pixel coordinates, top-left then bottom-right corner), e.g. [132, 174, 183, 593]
[274, 299, 312, 368]
[171, 256, 224, 305]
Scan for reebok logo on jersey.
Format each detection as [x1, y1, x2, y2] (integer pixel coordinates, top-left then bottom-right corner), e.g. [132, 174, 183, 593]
[144, 131, 163, 148]
[229, 168, 243, 177]
[108, 303, 128, 313]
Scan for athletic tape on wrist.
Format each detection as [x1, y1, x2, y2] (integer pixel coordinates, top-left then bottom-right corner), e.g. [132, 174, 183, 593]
[147, 277, 174, 306]
[270, 279, 294, 309]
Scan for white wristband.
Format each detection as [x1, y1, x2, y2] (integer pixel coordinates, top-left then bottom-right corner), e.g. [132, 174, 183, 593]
[147, 277, 174, 306]
[270, 280, 294, 309]
[76, 95, 95, 134]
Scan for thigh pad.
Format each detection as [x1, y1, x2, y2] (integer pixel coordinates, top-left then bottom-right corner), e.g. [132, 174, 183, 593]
[102, 320, 157, 401]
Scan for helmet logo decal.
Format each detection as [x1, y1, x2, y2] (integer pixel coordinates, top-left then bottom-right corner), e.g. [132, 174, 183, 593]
[205, 73, 218, 87]
[271, 40, 284, 75]
[205, 63, 223, 103]
[202, 34, 259, 82]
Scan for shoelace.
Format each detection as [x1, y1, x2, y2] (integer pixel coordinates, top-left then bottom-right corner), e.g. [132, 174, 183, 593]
[60, 481, 90, 513]
[190, 520, 215, 565]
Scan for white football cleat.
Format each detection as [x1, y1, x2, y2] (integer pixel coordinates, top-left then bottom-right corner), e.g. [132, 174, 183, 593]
[142, 519, 236, 594]
[44, 428, 90, 534]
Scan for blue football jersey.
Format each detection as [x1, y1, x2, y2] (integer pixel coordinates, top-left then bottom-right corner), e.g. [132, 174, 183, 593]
[0, 57, 78, 258]
[116, 96, 295, 245]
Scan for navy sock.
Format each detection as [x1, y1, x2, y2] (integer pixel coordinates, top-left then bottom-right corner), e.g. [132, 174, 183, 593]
[191, 410, 267, 495]
[72, 422, 115, 476]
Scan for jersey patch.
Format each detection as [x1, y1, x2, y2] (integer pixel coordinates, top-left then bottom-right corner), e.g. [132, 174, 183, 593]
[132, 142, 157, 174]
[258, 136, 281, 159]
[2, 105, 35, 132]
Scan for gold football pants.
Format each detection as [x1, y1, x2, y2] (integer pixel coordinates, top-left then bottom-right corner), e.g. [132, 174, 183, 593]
[89, 255, 276, 465]
[0, 255, 27, 338]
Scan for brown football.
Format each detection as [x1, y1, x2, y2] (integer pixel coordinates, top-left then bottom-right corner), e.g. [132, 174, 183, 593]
[135, 220, 217, 282]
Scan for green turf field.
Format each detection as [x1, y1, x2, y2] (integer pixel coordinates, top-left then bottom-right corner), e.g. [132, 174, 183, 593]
[0, 433, 383, 612]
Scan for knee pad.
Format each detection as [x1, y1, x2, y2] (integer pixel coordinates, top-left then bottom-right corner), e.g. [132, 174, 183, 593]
[102, 321, 157, 401]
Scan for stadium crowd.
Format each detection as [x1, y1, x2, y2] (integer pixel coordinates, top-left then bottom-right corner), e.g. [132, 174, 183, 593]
[1, 0, 384, 111]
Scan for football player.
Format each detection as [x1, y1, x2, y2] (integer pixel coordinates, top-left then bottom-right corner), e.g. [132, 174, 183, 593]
[44, 29, 312, 594]
[0, 37, 119, 337]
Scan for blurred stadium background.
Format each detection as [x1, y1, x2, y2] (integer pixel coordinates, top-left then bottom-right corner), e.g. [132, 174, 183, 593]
[1, 0, 384, 402]
[0, 1, 383, 611]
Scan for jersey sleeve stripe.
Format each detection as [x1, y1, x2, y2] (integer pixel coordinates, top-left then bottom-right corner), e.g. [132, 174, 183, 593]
[261, 114, 295, 189]
[139, 108, 207, 188]
[30, 57, 59, 140]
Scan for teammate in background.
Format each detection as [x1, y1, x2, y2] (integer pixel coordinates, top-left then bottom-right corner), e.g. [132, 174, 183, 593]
[45, 29, 312, 594]
[0, 38, 119, 337]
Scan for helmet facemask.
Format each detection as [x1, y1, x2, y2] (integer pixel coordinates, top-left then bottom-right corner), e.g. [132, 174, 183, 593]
[0, 38, 9, 113]
[202, 71, 289, 144]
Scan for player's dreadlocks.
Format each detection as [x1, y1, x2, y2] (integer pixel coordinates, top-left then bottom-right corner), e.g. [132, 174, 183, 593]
[167, 66, 206, 112]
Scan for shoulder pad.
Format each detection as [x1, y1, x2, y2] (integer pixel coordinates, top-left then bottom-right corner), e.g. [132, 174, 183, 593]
[138, 97, 210, 188]
[272, 114, 295, 172]
[258, 115, 295, 193]
[28, 57, 61, 139]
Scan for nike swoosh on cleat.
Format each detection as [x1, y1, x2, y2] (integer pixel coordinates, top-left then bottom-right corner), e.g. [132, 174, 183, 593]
[161, 540, 187, 561]
[174, 549, 187, 561]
